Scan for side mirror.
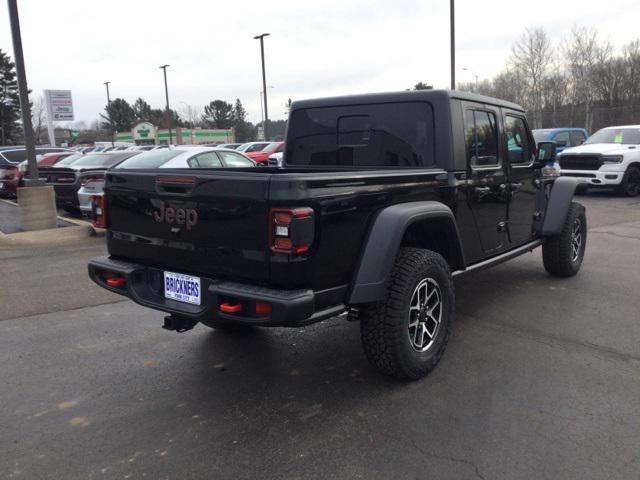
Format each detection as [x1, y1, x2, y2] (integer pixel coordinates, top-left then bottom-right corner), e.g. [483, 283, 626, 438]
[535, 141, 557, 167]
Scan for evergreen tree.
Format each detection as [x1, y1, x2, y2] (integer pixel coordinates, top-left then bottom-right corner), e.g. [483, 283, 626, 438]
[202, 100, 234, 129]
[132, 98, 152, 121]
[0, 49, 22, 145]
[102, 98, 135, 132]
[232, 99, 251, 142]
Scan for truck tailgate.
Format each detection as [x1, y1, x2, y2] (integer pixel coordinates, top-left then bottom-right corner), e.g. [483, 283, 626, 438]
[105, 169, 271, 283]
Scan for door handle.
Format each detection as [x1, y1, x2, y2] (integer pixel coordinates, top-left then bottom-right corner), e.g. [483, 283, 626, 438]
[507, 182, 523, 192]
[474, 186, 491, 194]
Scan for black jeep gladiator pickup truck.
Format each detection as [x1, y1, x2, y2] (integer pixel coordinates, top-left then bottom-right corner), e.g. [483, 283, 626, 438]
[89, 90, 586, 379]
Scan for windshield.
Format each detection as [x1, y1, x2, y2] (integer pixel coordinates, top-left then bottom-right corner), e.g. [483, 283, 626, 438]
[54, 154, 85, 166]
[585, 127, 640, 145]
[115, 150, 182, 169]
[69, 153, 125, 168]
[532, 130, 552, 143]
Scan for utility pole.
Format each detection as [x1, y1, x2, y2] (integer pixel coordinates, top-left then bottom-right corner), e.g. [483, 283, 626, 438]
[159, 65, 172, 145]
[450, 0, 455, 90]
[7, 0, 40, 185]
[253, 33, 270, 141]
[462, 68, 479, 91]
[104, 81, 114, 147]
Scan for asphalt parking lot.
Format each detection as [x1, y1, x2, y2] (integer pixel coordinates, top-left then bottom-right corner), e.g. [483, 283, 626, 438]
[1, 192, 640, 480]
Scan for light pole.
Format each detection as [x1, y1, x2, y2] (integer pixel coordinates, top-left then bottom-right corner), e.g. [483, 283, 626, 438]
[253, 33, 270, 140]
[462, 68, 479, 90]
[104, 81, 114, 147]
[259, 86, 274, 138]
[159, 64, 172, 145]
[450, 0, 455, 90]
[7, 0, 39, 185]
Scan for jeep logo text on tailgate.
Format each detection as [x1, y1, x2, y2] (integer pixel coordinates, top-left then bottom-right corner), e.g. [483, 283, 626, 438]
[153, 201, 198, 230]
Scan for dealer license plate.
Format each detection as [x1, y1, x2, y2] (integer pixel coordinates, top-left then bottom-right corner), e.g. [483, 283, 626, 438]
[163, 271, 201, 305]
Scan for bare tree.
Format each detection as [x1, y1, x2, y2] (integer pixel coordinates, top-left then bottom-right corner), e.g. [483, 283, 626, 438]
[179, 103, 202, 128]
[510, 27, 553, 128]
[31, 95, 46, 143]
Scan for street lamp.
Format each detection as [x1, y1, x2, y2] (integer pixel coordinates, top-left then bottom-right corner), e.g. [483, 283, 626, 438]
[462, 68, 479, 90]
[450, 0, 455, 90]
[259, 86, 275, 138]
[104, 81, 114, 147]
[159, 64, 172, 145]
[253, 33, 270, 140]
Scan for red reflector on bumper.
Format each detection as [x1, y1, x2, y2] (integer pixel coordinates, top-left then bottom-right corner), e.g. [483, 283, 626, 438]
[255, 301, 272, 315]
[220, 302, 243, 313]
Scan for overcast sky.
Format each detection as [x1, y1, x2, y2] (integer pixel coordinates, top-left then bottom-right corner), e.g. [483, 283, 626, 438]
[1, 0, 639, 126]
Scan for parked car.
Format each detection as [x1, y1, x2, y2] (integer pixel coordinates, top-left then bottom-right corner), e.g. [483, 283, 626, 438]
[78, 147, 256, 219]
[267, 152, 283, 167]
[88, 89, 585, 380]
[236, 141, 272, 154]
[39, 151, 141, 213]
[558, 125, 640, 196]
[533, 128, 588, 157]
[0, 147, 72, 197]
[245, 141, 285, 165]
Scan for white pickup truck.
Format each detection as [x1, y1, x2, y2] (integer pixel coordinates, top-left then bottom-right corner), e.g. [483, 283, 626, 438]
[558, 125, 640, 196]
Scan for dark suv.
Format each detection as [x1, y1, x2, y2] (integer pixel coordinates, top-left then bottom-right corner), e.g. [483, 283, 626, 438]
[89, 90, 585, 379]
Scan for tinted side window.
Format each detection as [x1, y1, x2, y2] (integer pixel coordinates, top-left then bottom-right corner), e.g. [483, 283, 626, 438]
[569, 131, 585, 146]
[189, 152, 222, 168]
[2, 150, 26, 163]
[287, 102, 435, 168]
[464, 110, 499, 167]
[554, 131, 570, 146]
[218, 151, 254, 167]
[504, 116, 532, 165]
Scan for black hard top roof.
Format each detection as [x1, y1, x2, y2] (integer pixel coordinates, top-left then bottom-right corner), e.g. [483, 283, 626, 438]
[291, 89, 524, 112]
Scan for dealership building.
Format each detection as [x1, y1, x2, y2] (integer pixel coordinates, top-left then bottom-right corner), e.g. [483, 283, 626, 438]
[115, 122, 234, 145]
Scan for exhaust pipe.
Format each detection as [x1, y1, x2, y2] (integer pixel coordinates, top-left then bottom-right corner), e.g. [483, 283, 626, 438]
[163, 315, 198, 333]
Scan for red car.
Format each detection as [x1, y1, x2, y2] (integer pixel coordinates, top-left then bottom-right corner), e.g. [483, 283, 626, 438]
[0, 149, 73, 196]
[245, 142, 284, 164]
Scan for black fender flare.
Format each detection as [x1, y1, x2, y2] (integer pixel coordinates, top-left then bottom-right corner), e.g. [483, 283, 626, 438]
[541, 177, 578, 236]
[348, 201, 465, 305]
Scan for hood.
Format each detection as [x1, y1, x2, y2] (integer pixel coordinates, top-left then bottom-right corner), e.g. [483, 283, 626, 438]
[559, 143, 638, 156]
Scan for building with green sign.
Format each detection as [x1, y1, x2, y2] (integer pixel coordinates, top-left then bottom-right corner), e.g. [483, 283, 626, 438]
[115, 122, 234, 145]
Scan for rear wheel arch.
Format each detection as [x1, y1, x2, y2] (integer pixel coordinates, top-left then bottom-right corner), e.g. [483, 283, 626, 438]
[347, 202, 465, 305]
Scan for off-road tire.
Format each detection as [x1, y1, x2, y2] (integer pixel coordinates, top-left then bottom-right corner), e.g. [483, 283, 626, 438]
[617, 165, 640, 197]
[542, 202, 586, 277]
[359, 248, 454, 380]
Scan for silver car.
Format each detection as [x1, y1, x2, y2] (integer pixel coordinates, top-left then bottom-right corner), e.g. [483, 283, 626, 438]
[77, 147, 256, 217]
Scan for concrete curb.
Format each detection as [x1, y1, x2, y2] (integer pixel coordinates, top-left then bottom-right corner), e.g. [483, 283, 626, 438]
[0, 198, 103, 247]
[0, 224, 94, 248]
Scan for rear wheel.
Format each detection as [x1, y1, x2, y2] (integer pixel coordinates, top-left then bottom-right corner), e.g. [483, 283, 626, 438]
[542, 202, 586, 277]
[617, 166, 640, 197]
[359, 248, 454, 380]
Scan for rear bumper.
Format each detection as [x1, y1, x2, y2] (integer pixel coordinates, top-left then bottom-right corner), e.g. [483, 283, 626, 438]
[0, 177, 19, 195]
[52, 184, 80, 208]
[88, 256, 345, 327]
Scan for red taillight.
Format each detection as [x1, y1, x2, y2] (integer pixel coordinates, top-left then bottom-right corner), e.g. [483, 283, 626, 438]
[269, 207, 314, 254]
[91, 195, 108, 229]
[81, 173, 104, 186]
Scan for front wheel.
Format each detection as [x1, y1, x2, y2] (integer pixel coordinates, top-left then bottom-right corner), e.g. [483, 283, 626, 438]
[542, 202, 587, 277]
[359, 248, 454, 380]
[617, 166, 640, 197]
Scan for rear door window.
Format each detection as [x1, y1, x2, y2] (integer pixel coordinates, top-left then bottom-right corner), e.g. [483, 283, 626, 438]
[569, 131, 586, 146]
[286, 102, 435, 168]
[554, 131, 570, 147]
[188, 152, 222, 168]
[464, 110, 499, 167]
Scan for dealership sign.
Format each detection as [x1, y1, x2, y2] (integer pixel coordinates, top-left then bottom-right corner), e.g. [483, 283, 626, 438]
[133, 122, 156, 140]
[44, 90, 74, 121]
